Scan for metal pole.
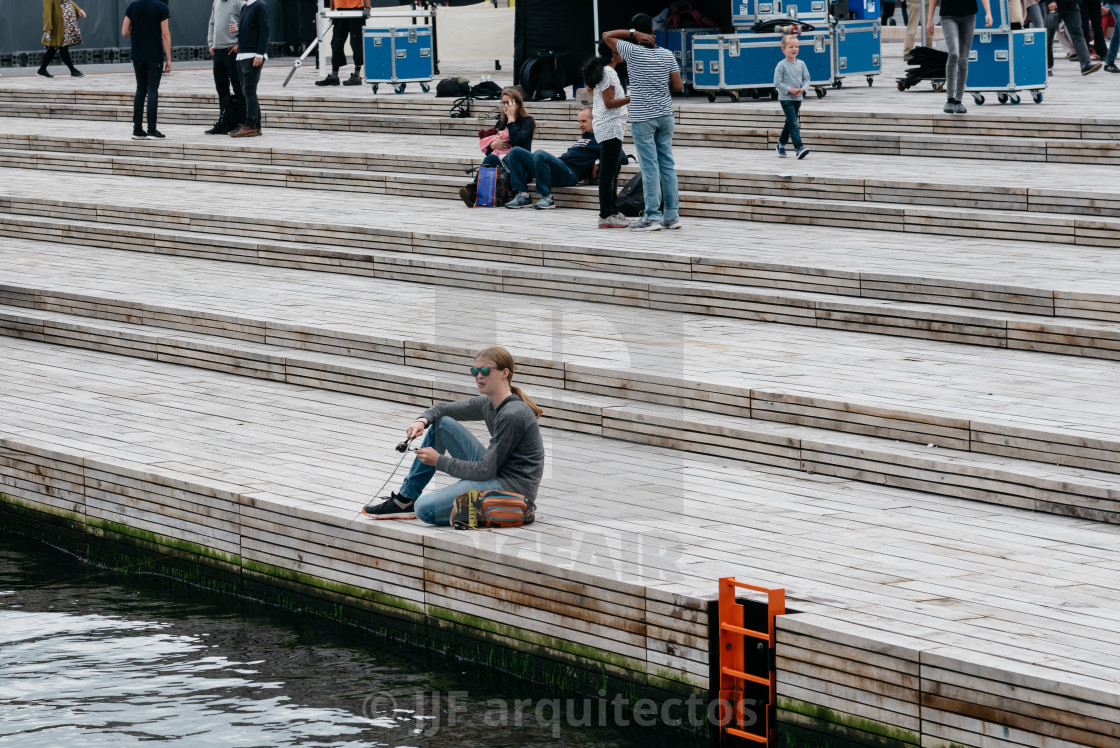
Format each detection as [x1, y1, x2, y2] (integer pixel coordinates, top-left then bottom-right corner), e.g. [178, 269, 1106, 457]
[593, 0, 600, 47]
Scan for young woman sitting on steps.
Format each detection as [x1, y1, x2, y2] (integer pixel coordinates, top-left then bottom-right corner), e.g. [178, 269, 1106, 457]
[363, 346, 544, 525]
[481, 88, 535, 169]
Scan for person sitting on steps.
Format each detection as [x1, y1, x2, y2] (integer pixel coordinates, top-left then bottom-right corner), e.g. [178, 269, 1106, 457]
[505, 107, 603, 210]
[363, 346, 544, 526]
[480, 87, 535, 169]
[316, 0, 370, 86]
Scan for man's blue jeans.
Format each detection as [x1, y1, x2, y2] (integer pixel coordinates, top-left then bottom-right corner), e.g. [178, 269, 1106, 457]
[630, 114, 680, 222]
[1107, 3, 1120, 64]
[504, 147, 579, 197]
[398, 418, 503, 526]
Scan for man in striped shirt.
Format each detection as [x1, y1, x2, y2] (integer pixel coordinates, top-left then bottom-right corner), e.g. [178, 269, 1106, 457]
[603, 14, 684, 231]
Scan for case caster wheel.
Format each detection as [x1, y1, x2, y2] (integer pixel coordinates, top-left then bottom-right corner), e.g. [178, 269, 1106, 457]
[867, 76, 874, 86]
[972, 93, 984, 105]
[750, 88, 760, 99]
[815, 87, 826, 98]
[371, 83, 379, 94]
[997, 92, 1008, 104]
[833, 78, 842, 88]
[1009, 93, 1021, 104]
[706, 92, 717, 103]
[420, 82, 431, 93]
[897, 80, 905, 91]
[729, 90, 740, 103]
[394, 83, 406, 94]
[771, 89, 779, 100]
[1032, 90, 1043, 103]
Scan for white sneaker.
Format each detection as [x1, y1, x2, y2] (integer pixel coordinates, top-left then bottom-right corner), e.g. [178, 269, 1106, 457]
[660, 218, 682, 229]
[599, 213, 630, 229]
[629, 218, 662, 231]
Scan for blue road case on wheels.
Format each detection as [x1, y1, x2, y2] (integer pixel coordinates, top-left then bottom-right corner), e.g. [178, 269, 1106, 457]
[847, 0, 881, 19]
[655, 28, 716, 95]
[834, 19, 882, 86]
[363, 25, 434, 94]
[693, 29, 835, 101]
[965, 28, 1046, 105]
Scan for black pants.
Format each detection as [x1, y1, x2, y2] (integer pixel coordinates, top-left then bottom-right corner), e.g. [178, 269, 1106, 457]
[212, 48, 245, 125]
[330, 17, 364, 74]
[41, 46, 78, 72]
[881, 0, 896, 24]
[598, 137, 623, 218]
[132, 61, 163, 131]
[1081, 0, 1108, 57]
[1047, 2, 1092, 66]
[238, 58, 263, 129]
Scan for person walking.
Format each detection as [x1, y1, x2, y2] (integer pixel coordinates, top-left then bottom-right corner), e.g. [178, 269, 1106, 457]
[1080, 0, 1109, 59]
[1046, 0, 1103, 73]
[363, 346, 544, 525]
[205, 0, 244, 135]
[229, 0, 270, 138]
[582, 41, 630, 228]
[122, 0, 170, 140]
[903, 0, 933, 55]
[927, 0, 993, 113]
[39, 0, 87, 78]
[603, 14, 684, 232]
[316, 0, 370, 86]
[1104, 0, 1120, 70]
[774, 35, 811, 159]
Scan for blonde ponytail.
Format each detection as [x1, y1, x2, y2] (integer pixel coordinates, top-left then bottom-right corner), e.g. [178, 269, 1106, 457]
[476, 346, 542, 420]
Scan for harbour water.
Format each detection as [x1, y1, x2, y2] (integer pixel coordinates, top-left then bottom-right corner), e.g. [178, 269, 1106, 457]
[0, 531, 689, 747]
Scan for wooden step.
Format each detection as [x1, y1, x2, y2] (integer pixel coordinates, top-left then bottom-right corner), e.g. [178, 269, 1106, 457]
[5, 129, 1120, 220]
[4, 302, 1120, 526]
[3, 240, 1120, 484]
[6, 99, 1120, 164]
[2, 175, 1117, 325]
[3, 85, 1119, 142]
[3, 144, 1119, 248]
[3, 211, 1120, 363]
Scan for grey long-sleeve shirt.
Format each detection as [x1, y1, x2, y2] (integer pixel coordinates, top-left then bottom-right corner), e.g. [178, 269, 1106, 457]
[774, 58, 811, 101]
[420, 394, 544, 502]
[207, 0, 240, 50]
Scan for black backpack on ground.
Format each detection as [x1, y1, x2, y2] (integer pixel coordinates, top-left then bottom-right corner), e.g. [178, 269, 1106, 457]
[469, 81, 503, 99]
[616, 172, 645, 217]
[436, 77, 471, 97]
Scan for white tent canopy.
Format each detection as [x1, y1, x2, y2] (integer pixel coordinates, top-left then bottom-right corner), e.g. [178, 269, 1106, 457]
[436, 3, 515, 63]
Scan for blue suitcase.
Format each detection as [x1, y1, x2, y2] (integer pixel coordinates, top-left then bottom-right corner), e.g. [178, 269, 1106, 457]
[655, 28, 715, 94]
[965, 28, 1046, 104]
[781, 0, 830, 24]
[363, 25, 434, 94]
[848, 0, 881, 19]
[834, 19, 882, 86]
[693, 31, 835, 101]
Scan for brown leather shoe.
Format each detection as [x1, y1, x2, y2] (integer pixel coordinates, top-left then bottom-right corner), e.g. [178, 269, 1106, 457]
[228, 126, 253, 138]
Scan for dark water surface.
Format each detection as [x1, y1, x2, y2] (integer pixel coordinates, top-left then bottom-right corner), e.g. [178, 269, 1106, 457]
[0, 532, 684, 748]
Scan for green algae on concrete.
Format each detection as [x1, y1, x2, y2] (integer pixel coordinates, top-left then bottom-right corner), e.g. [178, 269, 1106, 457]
[778, 699, 920, 746]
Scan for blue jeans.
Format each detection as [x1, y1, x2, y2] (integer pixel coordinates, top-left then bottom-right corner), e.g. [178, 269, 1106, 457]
[398, 418, 504, 526]
[779, 100, 803, 150]
[1108, 3, 1120, 64]
[630, 114, 680, 222]
[503, 147, 580, 196]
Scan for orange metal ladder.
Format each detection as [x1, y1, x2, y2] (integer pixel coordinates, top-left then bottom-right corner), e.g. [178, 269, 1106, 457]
[717, 576, 786, 745]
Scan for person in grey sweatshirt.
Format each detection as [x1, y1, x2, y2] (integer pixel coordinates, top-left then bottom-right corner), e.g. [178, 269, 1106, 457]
[364, 346, 545, 525]
[773, 35, 811, 159]
[206, 0, 243, 134]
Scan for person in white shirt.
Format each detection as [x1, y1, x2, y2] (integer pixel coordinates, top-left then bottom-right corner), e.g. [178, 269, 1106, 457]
[583, 41, 631, 229]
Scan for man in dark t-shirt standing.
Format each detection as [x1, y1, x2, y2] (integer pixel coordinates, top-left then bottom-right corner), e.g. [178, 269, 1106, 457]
[122, 0, 171, 140]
